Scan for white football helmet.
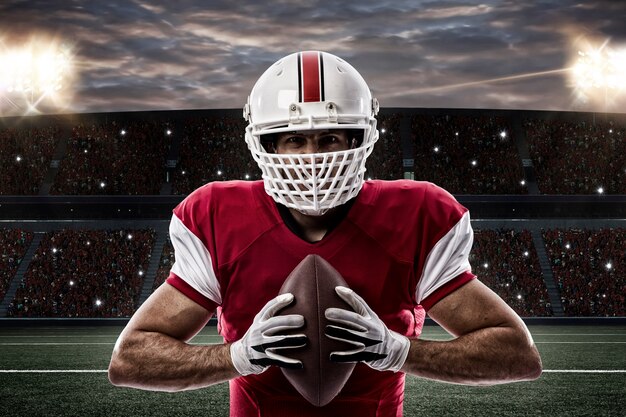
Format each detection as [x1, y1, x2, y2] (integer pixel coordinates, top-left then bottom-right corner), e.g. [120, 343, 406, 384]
[243, 51, 379, 216]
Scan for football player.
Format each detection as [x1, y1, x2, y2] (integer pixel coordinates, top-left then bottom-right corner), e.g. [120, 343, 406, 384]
[109, 51, 542, 416]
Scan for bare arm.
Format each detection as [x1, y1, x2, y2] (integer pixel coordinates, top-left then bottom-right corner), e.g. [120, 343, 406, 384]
[108, 283, 239, 392]
[401, 279, 542, 385]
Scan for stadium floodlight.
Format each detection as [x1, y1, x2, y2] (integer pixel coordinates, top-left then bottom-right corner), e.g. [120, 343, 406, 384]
[605, 262, 613, 270]
[433, 146, 440, 153]
[471, 160, 477, 167]
[217, 170, 222, 176]
[517, 294, 522, 300]
[99, 181, 106, 188]
[245, 174, 250, 180]
[181, 170, 186, 175]
[483, 262, 489, 269]
[597, 187, 605, 194]
[0, 37, 75, 116]
[69, 280, 74, 286]
[609, 129, 613, 133]
[127, 234, 133, 240]
[120, 130, 126, 136]
[565, 243, 571, 249]
[166, 129, 172, 135]
[83, 149, 88, 154]
[520, 180, 526, 186]
[138, 270, 144, 276]
[381, 128, 386, 134]
[15, 155, 22, 162]
[500, 131, 507, 139]
[86, 241, 91, 246]
[95, 299, 102, 307]
[569, 38, 626, 110]
[524, 251, 529, 257]
[52, 247, 58, 254]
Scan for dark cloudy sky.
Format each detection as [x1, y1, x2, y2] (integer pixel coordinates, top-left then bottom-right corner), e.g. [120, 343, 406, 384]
[1, 0, 625, 116]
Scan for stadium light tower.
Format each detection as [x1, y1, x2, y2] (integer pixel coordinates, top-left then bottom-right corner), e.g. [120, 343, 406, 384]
[570, 38, 626, 112]
[0, 37, 74, 116]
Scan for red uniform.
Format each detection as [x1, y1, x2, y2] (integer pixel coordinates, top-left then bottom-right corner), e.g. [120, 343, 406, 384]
[167, 179, 476, 417]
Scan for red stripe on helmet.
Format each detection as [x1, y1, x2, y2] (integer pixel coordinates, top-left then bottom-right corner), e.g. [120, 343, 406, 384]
[301, 51, 321, 102]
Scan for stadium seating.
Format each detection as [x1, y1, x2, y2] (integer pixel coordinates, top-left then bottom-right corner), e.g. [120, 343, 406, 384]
[0, 125, 60, 195]
[365, 113, 404, 180]
[412, 115, 526, 194]
[543, 228, 625, 317]
[51, 120, 172, 195]
[1, 227, 623, 317]
[153, 236, 174, 292]
[7, 229, 155, 317]
[0, 229, 33, 302]
[525, 119, 626, 194]
[171, 116, 259, 195]
[471, 229, 552, 316]
[0, 110, 623, 320]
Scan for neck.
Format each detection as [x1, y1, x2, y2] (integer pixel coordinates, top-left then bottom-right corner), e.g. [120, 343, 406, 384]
[287, 207, 340, 242]
[281, 204, 350, 243]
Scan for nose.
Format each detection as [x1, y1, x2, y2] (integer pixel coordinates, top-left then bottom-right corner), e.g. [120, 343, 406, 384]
[300, 141, 320, 154]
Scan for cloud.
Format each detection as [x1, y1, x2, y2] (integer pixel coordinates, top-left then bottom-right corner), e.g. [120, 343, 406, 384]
[0, 0, 624, 115]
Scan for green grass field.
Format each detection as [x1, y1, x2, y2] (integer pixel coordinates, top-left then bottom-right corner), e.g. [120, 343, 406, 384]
[1, 324, 625, 416]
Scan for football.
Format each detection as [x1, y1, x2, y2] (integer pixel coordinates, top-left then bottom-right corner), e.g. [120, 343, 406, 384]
[278, 254, 356, 407]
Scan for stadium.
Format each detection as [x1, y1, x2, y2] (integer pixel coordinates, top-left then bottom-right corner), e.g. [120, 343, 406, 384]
[1, 2, 625, 417]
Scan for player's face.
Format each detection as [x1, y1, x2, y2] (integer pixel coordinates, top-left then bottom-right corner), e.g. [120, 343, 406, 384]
[274, 129, 353, 154]
[271, 129, 356, 195]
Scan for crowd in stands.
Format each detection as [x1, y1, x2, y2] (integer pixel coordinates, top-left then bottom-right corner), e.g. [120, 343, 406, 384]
[543, 228, 625, 317]
[470, 229, 552, 316]
[7, 229, 155, 317]
[153, 237, 174, 291]
[2, 113, 625, 197]
[171, 116, 259, 195]
[0, 125, 60, 194]
[2, 226, 624, 318]
[412, 115, 527, 194]
[0, 229, 33, 302]
[51, 120, 172, 195]
[365, 113, 404, 180]
[525, 119, 626, 194]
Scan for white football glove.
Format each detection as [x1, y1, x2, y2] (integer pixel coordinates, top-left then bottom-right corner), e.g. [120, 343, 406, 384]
[230, 293, 307, 376]
[325, 286, 410, 373]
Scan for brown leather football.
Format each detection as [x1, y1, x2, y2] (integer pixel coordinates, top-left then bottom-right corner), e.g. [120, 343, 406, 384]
[278, 254, 356, 407]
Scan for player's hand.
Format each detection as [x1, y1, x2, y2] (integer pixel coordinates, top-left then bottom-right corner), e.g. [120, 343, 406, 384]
[325, 286, 410, 372]
[230, 293, 307, 376]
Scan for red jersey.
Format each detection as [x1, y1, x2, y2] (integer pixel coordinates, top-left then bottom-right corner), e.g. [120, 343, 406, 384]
[167, 180, 475, 417]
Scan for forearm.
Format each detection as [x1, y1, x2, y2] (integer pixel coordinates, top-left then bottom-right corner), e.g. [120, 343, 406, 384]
[108, 330, 239, 392]
[401, 325, 542, 386]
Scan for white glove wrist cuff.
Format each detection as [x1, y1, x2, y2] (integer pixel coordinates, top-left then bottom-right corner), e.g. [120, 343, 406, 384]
[388, 332, 411, 373]
[230, 340, 253, 376]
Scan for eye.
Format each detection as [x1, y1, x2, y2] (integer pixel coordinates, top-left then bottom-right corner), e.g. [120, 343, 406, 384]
[285, 136, 305, 145]
[319, 135, 345, 148]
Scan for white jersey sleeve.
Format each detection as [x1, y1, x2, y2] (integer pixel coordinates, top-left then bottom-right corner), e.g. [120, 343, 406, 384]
[415, 210, 474, 305]
[169, 213, 222, 305]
